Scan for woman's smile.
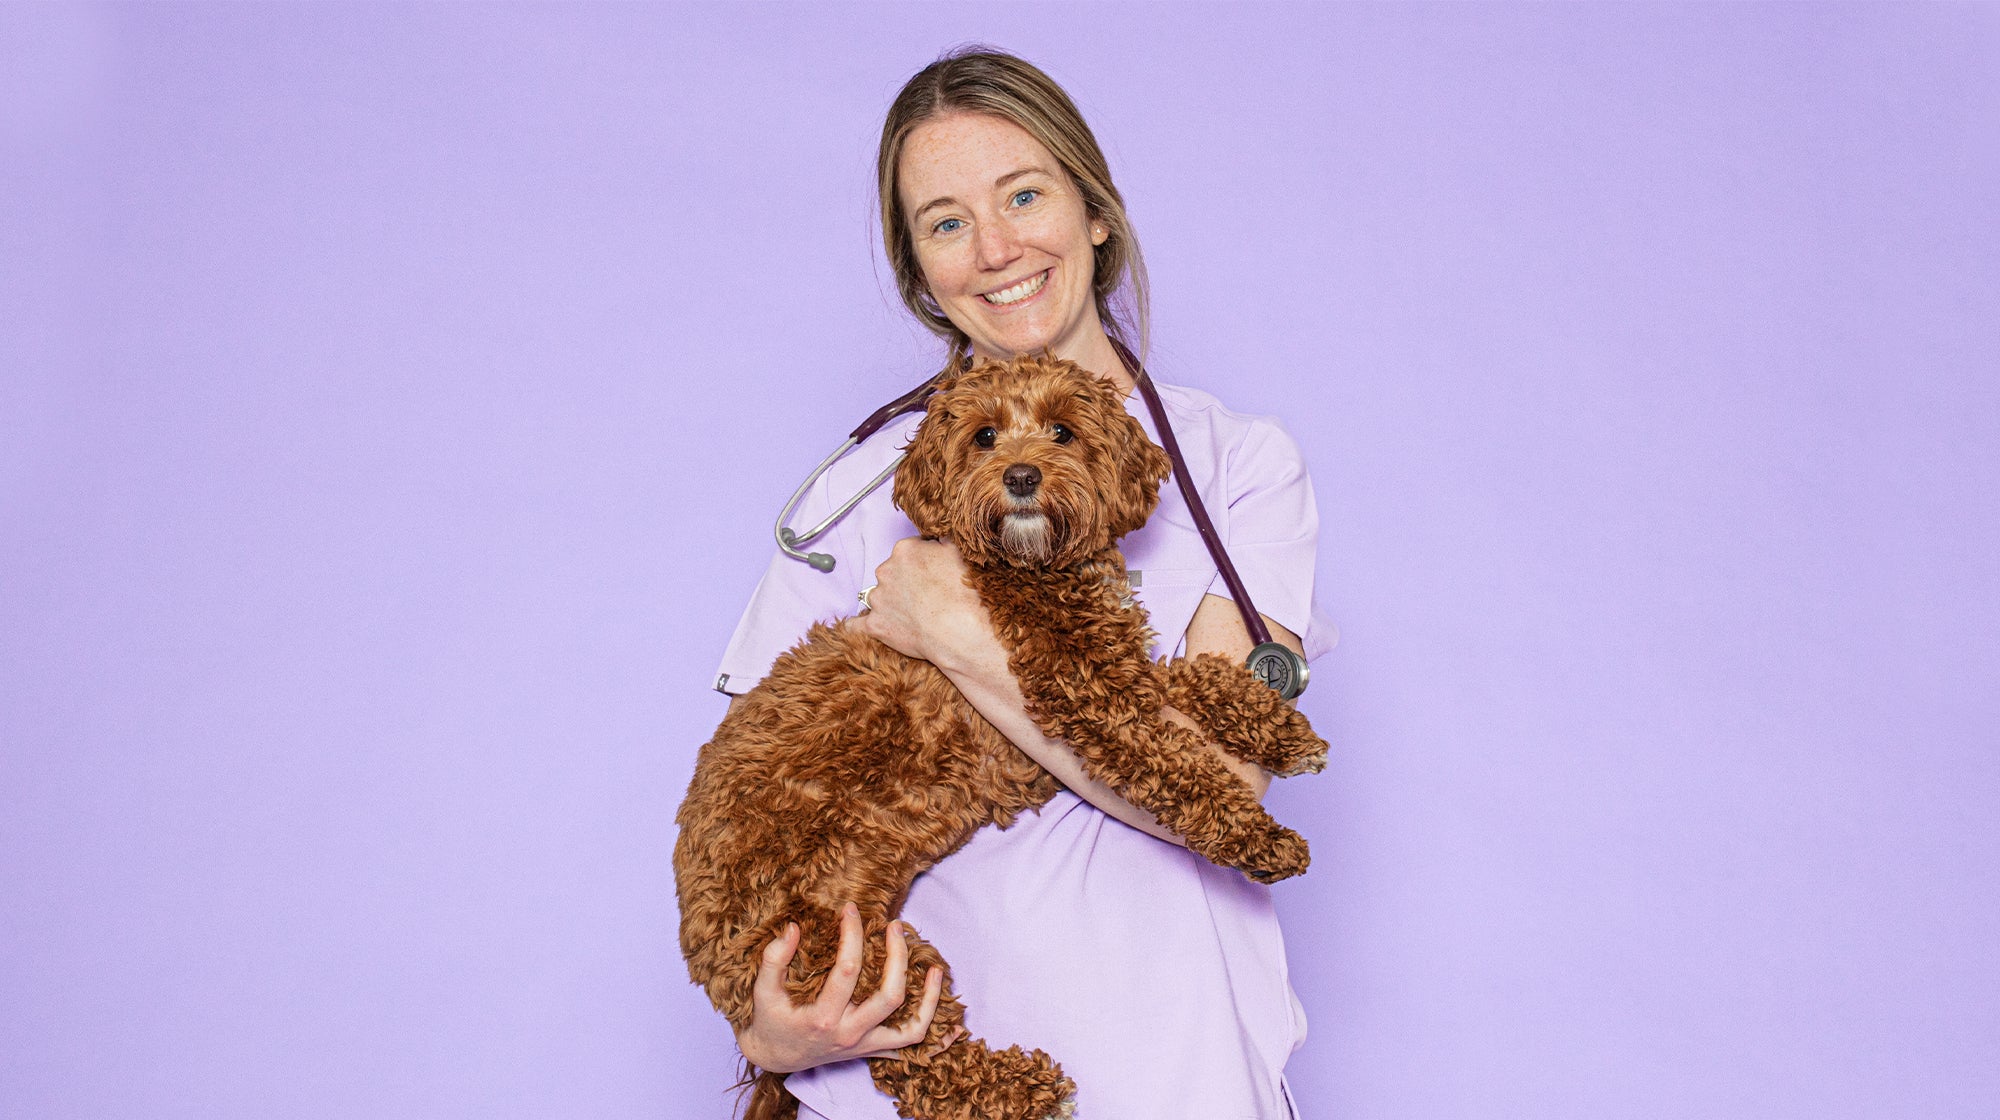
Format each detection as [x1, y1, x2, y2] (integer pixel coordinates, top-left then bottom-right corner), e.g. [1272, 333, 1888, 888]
[980, 269, 1051, 307]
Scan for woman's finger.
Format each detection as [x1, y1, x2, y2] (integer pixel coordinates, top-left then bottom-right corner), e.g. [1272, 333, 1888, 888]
[853, 919, 910, 1023]
[910, 963, 945, 1036]
[859, 965, 949, 1058]
[751, 922, 800, 1009]
[816, 902, 866, 1012]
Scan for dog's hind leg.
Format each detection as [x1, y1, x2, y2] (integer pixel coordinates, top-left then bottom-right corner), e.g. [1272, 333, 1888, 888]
[1163, 653, 1329, 778]
[866, 929, 1075, 1120]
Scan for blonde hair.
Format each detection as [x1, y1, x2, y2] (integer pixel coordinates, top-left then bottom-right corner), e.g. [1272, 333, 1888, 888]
[877, 46, 1150, 377]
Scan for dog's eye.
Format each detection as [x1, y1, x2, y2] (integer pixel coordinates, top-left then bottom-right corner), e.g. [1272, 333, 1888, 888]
[974, 427, 997, 450]
[1051, 423, 1073, 445]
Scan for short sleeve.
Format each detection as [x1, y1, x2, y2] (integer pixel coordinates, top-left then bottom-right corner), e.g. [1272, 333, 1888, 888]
[1212, 417, 1340, 662]
[711, 468, 868, 696]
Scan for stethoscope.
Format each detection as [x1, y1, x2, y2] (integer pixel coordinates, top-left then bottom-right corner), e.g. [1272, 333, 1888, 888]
[774, 338, 1310, 700]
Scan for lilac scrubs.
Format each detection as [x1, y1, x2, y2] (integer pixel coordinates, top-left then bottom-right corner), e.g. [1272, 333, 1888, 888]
[711, 379, 1337, 1120]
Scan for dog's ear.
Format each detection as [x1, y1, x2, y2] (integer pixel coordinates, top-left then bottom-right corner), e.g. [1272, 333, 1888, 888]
[1096, 380, 1173, 541]
[892, 390, 956, 539]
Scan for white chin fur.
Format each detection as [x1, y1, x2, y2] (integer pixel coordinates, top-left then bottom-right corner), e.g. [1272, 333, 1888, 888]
[999, 512, 1053, 562]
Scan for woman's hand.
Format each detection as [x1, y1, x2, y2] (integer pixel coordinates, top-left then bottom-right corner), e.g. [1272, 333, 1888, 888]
[735, 903, 959, 1074]
[850, 538, 993, 672]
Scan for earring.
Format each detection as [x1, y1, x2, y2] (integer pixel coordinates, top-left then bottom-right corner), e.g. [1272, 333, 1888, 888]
[1091, 224, 1107, 245]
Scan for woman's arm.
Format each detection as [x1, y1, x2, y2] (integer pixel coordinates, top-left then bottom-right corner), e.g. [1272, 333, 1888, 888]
[852, 537, 1303, 844]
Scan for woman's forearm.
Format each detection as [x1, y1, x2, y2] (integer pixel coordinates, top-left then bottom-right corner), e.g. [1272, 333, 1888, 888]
[928, 622, 1271, 846]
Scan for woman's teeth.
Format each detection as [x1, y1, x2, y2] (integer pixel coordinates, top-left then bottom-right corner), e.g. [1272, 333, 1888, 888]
[981, 271, 1047, 305]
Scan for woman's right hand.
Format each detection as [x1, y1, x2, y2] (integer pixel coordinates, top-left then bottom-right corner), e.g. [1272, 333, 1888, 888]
[850, 538, 993, 673]
[735, 902, 960, 1073]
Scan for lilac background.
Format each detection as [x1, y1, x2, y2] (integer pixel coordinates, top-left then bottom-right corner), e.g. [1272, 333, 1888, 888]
[4, 2, 1997, 1117]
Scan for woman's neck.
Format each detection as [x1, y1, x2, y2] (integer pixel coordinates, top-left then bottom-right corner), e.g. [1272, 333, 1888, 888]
[973, 330, 1134, 395]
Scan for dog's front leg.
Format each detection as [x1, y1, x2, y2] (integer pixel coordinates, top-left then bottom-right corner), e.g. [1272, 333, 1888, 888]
[1024, 673, 1311, 882]
[1163, 653, 1329, 778]
[1090, 711, 1312, 883]
[982, 571, 1312, 883]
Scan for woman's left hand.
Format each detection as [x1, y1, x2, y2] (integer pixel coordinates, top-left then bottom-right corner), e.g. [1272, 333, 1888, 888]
[851, 537, 993, 671]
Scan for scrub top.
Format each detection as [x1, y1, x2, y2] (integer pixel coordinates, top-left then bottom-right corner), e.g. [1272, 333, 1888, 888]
[710, 377, 1337, 1120]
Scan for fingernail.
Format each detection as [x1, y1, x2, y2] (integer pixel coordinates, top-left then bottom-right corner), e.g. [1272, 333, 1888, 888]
[786, 923, 798, 939]
[888, 920, 902, 937]
[844, 902, 858, 918]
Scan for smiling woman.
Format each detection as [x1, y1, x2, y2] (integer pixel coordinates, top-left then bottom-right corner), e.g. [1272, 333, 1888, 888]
[701, 45, 1336, 1120]
[877, 50, 1150, 392]
[897, 113, 1110, 365]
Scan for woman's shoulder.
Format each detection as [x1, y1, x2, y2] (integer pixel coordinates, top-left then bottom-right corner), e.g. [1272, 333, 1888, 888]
[1149, 379, 1308, 480]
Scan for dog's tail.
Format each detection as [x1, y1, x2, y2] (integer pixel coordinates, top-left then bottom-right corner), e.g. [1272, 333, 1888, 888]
[741, 1068, 797, 1120]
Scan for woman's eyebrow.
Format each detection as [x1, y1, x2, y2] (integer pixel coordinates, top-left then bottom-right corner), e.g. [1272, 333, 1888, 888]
[913, 194, 960, 222]
[994, 166, 1053, 188]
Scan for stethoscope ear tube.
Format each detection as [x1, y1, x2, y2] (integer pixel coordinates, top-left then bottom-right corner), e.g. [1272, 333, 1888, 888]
[774, 372, 943, 573]
[774, 441, 905, 573]
[773, 437, 855, 571]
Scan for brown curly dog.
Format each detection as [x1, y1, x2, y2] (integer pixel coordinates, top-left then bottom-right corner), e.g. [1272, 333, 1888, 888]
[675, 355, 1328, 1120]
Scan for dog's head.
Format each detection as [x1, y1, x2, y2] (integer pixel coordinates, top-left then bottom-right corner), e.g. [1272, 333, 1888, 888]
[893, 354, 1173, 568]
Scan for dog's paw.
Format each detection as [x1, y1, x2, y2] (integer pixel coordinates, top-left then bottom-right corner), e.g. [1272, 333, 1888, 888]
[1264, 706, 1330, 778]
[1240, 825, 1311, 883]
[1272, 737, 1329, 778]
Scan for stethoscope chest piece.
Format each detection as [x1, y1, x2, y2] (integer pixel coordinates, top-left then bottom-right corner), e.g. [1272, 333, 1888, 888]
[1248, 642, 1309, 701]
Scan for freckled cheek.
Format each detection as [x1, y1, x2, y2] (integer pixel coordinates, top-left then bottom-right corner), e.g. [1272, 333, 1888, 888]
[914, 243, 975, 297]
[1019, 211, 1087, 255]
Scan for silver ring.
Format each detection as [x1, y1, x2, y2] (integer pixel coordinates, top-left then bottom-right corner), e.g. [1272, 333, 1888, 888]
[858, 584, 877, 610]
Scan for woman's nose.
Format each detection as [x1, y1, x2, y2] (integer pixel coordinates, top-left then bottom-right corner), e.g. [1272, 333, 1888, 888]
[974, 219, 1023, 270]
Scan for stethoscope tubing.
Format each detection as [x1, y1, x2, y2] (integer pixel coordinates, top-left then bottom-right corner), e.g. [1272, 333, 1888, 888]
[1112, 339, 1309, 699]
[774, 370, 943, 572]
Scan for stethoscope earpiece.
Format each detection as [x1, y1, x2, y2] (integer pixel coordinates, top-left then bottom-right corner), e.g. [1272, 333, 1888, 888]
[777, 527, 838, 573]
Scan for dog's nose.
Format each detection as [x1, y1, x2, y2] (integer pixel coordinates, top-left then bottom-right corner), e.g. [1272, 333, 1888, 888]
[1004, 464, 1041, 497]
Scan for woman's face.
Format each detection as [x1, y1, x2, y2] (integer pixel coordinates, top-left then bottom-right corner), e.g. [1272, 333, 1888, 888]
[898, 113, 1109, 364]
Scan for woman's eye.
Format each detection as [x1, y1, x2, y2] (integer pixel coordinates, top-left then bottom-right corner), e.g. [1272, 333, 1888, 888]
[974, 427, 997, 449]
[1011, 189, 1039, 207]
[1051, 423, 1073, 445]
[933, 217, 964, 234]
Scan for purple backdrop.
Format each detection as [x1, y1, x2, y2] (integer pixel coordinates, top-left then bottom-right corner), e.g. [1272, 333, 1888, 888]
[4, 3, 1997, 1117]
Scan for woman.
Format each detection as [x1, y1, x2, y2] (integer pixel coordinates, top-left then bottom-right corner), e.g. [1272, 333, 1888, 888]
[708, 48, 1337, 1119]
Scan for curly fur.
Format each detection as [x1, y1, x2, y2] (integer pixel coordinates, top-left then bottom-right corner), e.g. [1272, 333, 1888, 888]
[675, 356, 1329, 1120]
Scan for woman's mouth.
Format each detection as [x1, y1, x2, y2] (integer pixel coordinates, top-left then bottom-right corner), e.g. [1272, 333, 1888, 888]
[980, 269, 1049, 306]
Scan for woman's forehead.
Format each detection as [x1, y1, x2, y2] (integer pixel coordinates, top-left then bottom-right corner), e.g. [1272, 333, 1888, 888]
[898, 112, 1065, 209]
